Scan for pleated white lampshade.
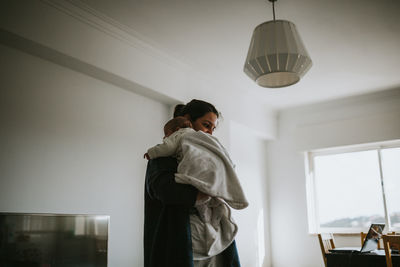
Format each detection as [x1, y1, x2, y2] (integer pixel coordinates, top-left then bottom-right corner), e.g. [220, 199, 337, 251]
[244, 20, 312, 88]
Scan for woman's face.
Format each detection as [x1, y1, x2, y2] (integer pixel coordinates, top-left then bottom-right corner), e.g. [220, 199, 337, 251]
[188, 112, 218, 135]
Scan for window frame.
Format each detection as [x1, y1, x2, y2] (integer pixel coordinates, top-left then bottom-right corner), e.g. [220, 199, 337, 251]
[305, 139, 400, 234]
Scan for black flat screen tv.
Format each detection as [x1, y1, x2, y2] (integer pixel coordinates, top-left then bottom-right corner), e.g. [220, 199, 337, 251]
[0, 213, 109, 267]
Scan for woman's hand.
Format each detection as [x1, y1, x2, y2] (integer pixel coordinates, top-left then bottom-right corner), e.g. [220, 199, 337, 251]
[144, 153, 150, 160]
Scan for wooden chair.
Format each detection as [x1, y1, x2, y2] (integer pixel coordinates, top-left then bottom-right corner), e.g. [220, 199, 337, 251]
[382, 234, 400, 267]
[361, 232, 366, 246]
[318, 233, 335, 267]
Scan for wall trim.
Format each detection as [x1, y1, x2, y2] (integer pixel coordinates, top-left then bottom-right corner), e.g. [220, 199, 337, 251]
[41, 0, 191, 72]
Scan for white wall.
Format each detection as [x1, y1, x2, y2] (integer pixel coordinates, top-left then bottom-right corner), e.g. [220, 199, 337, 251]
[0, 41, 274, 266]
[230, 121, 271, 267]
[267, 89, 400, 267]
[0, 44, 170, 266]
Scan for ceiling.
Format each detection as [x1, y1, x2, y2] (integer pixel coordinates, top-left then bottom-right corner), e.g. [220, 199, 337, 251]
[79, 0, 400, 110]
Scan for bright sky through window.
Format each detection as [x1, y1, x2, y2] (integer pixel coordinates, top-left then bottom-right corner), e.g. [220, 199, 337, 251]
[306, 141, 400, 233]
[314, 150, 385, 227]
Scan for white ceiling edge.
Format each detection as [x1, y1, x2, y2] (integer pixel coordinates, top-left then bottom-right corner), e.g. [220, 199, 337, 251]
[1, 0, 278, 139]
[281, 86, 400, 123]
[0, 29, 179, 106]
[43, 0, 192, 73]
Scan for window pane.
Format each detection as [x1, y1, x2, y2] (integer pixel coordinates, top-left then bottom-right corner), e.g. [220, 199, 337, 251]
[381, 147, 400, 228]
[314, 150, 385, 229]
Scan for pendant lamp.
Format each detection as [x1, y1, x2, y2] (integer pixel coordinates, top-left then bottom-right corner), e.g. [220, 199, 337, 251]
[244, 0, 312, 88]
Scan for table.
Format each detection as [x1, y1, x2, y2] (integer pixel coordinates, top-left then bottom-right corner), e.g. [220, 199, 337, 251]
[327, 250, 400, 267]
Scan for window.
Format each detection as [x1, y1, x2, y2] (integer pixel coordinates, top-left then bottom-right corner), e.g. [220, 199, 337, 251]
[305, 140, 400, 233]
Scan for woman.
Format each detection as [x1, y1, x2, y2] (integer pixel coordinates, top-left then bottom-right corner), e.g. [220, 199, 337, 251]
[144, 99, 241, 267]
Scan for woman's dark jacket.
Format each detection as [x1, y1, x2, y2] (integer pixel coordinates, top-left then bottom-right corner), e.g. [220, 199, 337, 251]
[144, 157, 241, 267]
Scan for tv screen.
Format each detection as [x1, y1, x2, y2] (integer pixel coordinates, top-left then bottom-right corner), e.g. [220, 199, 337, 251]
[0, 213, 109, 267]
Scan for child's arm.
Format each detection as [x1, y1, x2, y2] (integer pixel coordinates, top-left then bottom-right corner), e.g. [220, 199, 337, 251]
[146, 133, 180, 159]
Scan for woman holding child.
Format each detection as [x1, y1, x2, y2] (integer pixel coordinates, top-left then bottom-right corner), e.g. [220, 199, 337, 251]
[143, 99, 242, 267]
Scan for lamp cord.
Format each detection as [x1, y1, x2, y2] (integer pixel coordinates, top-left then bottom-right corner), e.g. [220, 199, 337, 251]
[272, 1, 276, 21]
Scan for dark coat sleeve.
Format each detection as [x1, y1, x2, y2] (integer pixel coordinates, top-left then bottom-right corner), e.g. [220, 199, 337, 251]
[146, 157, 198, 206]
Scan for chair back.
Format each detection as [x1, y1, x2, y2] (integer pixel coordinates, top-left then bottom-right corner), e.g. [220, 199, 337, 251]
[361, 231, 366, 246]
[362, 231, 396, 250]
[382, 234, 400, 267]
[318, 233, 335, 267]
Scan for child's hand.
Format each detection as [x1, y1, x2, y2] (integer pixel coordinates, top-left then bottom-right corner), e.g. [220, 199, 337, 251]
[144, 153, 150, 160]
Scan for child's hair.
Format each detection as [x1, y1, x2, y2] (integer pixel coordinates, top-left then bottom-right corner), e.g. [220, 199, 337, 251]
[163, 116, 192, 136]
[173, 99, 220, 122]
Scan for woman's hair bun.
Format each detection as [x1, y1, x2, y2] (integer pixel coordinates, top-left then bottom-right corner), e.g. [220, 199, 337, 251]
[173, 104, 186, 118]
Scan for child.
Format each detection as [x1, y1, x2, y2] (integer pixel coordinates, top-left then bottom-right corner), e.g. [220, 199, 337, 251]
[145, 116, 248, 260]
[144, 116, 194, 161]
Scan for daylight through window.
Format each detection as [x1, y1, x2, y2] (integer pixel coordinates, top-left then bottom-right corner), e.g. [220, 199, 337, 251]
[305, 141, 400, 233]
